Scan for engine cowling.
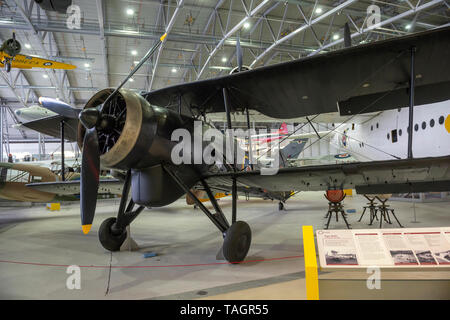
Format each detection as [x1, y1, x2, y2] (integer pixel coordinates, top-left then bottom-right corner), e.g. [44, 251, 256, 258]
[78, 88, 193, 171]
[77, 89, 199, 207]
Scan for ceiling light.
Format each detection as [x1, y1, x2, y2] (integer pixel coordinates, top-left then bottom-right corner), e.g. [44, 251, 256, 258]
[243, 22, 250, 29]
[315, 7, 323, 14]
[131, 50, 137, 56]
[129, 78, 134, 82]
[222, 57, 227, 63]
[84, 63, 90, 68]
[43, 74, 48, 79]
[126, 8, 134, 16]
[333, 34, 340, 40]
[362, 83, 370, 88]
[405, 24, 411, 30]
[171, 68, 177, 73]
[134, 60, 139, 64]
[24, 43, 31, 49]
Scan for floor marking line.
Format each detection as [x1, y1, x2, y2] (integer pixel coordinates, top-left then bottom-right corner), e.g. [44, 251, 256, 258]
[0, 255, 303, 269]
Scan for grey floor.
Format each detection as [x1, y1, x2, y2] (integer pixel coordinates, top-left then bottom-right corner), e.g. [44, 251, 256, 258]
[0, 191, 448, 299]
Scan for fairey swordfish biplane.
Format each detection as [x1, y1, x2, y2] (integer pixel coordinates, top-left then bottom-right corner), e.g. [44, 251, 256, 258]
[26, 27, 450, 263]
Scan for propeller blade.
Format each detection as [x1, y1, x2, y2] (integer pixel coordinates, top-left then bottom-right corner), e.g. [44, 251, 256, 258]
[80, 127, 100, 234]
[344, 22, 352, 48]
[236, 35, 243, 72]
[79, 107, 100, 129]
[39, 97, 80, 119]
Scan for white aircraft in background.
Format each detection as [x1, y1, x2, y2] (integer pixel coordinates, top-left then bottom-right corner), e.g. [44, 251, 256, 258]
[331, 100, 450, 161]
[15, 104, 57, 121]
[263, 100, 449, 166]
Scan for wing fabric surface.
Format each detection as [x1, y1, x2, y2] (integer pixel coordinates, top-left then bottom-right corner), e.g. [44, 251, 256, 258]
[203, 156, 450, 195]
[143, 27, 450, 118]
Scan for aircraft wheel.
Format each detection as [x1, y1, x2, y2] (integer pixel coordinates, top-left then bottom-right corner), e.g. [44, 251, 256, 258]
[98, 217, 127, 251]
[223, 221, 251, 263]
[278, 202, 284, 211]
[5, 62, 11, 73]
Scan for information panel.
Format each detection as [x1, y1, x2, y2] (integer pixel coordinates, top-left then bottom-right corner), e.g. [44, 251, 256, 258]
[316, 227, 450, 268]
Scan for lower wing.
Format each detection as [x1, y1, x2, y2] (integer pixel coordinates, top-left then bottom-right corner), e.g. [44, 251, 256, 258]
[204, 156, 450, 195]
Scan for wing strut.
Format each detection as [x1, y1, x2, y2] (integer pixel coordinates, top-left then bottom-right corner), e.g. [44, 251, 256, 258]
[60, 120, 65, 181]
[222, 87, 238, 223]
[407, 46, 416, 159]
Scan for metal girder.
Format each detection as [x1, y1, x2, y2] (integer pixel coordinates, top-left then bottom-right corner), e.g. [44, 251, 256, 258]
[249, 0, 358, 67]
[10, 0, 71, 103]
[196, 0, 271, 80]
[308, 0, 446, 56]
[148, 0, 186, 91]
[96, 0, 109, 87]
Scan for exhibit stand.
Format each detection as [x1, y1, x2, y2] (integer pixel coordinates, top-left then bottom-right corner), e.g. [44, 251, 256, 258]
[302, 226, 450, 300]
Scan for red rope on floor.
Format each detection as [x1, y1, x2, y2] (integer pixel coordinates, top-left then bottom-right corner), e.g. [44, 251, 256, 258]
[0, 255, 304, 269]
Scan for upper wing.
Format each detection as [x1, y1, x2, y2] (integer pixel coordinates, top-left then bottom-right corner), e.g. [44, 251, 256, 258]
[11, 54, 76, 70]
[144, 27, 450, 119]
[203, 156, 450, 195]
[20, 115, 78, 142]
[26, 179, 123, 195]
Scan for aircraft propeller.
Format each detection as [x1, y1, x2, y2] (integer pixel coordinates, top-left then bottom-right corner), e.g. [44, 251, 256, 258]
[77, 33, 167, 233]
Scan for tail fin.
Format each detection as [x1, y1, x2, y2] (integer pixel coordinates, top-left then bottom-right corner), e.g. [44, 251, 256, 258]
[279, 122, 288, 134]
[280, 138, 308, 160]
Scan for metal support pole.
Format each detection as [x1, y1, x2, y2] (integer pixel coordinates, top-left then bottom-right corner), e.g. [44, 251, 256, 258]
[245, 108, 254, 170]
[222, 87, 236, 169]
[223, 87, 238, 224]
[60, 120, 65, 181]
[0, 106, 3, 162]
[232, 176, 237, 224]
[178, 94, 182, 115]
[407, 47, 416, 159]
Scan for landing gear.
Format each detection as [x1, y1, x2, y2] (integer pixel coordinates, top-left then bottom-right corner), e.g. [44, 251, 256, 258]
[278, 201, 284, 211]
[5, 61, 11, 73]
[98, 170, 145, 252]
[99, 217, 127, 251]
[223, 221, 252, 263]
[164, 165, 252, 263]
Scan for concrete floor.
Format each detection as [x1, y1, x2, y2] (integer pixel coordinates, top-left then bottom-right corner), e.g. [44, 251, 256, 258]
[0, 191, 449, 299]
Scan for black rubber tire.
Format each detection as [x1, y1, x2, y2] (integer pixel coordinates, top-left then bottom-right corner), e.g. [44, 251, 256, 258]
[5, 62, 11, 73]
[98, 217, 127, 251]
[223, 221, 252, 263]
[278, 202, 284, 211]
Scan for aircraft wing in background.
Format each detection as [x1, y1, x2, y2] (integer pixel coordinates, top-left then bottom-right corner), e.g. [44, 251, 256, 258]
[26, 179, 123, 196]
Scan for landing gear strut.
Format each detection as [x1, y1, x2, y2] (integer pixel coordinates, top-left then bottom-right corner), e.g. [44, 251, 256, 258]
[98, 170, 145, 251]
[164, 166, 252, 263]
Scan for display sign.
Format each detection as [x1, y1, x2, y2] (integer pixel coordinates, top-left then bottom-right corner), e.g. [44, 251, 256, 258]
[316, 227, 450, 268]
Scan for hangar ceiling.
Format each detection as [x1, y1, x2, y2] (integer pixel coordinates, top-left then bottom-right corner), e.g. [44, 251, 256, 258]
[0, 0, 449, 140]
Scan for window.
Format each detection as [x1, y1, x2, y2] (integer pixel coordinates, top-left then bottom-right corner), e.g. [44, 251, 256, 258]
[391, 130, 398, 143]
[352, 123, 355, 130]
[414, 124, 419, 132]
[387, 133, 390, 140]
[399, 129, 402, 136]
[371, 125, 373, 131]
[439, 116, 444, 125]
[376, 123, 379, 129]
[430, 119, 435, 127]
[422, 121, 426, 130]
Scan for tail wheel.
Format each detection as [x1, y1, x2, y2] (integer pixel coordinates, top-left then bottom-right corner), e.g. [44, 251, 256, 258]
[223, 221, 252, 263]
[98, 217, 127, 251]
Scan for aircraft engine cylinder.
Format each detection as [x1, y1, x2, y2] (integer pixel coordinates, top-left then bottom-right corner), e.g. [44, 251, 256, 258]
[77, 89, 193, 171]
